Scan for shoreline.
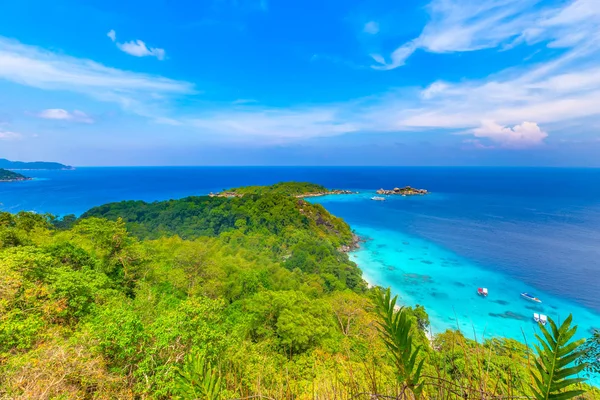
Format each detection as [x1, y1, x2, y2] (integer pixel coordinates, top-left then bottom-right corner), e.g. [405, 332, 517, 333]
[348, 246, 435, 345]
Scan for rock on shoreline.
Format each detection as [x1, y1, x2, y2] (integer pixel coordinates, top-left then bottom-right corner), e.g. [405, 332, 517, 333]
[339, 233, 362, 253]
[376, 186, 428, 195]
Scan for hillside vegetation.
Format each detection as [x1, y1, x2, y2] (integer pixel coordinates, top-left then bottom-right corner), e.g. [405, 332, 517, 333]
[0, 168, 30, 182]
[0, 158, 72, 170]
[222, 181, 330, 196]
[0, 182, 597, 399]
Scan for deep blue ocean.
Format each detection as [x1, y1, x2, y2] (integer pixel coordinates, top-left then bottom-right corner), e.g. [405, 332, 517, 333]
[1, 167, 599, 345]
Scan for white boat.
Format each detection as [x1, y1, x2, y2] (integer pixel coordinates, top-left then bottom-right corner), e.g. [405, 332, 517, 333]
[521, 292, 542, 303]
[533, 313, 540, 323]
[539, 314, 548, 326]
[371, 196, 386, 201]
[477, 287, 488, 297]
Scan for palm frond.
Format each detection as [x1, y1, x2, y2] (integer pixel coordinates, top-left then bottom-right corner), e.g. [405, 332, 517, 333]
[530, 313, 587, 400]
[174, 349, 222, 400]
[374, 287, 425, 398]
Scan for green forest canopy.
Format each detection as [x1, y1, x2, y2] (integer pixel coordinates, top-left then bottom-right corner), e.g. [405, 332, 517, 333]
[223, 181, 330, 196]
[1, 182, 598, 399]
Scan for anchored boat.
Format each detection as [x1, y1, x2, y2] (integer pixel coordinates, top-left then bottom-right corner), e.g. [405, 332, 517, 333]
[371, 196, 386, 201]
[477, 287, 488, 297]
[533, 313, 548, 325]
[521, 292, 542, 303]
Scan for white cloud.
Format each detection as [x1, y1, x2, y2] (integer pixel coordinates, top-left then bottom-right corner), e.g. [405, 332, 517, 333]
[470, 120, 548, 148]
[421, 81, 449, 99]
[38, 109, 94, 123]
[0, 129, 21, 140]
[186, 50, 600, 143]
[372, 0, 600, 70]
[0, 36, 193, 119]
[363, 21, 379, 35]
[3, 1, 600, 149]
[189, 108, 359, 139]
[371, 41, 417, 70]
[117, 40, 166, 60]
[107, 30, 166, 60]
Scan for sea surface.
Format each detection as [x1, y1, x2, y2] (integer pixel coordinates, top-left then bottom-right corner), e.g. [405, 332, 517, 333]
[1, 167, 599, 346]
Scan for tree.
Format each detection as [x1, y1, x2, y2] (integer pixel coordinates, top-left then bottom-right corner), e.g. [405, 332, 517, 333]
[578, 329, 600, 375]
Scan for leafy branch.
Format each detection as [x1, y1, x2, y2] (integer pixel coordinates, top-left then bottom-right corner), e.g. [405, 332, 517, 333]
[374, 288, 425, 398]
[530, 313, 587, 400]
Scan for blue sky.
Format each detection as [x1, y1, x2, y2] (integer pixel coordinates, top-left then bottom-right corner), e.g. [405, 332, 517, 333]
[0, 0, 599, 166]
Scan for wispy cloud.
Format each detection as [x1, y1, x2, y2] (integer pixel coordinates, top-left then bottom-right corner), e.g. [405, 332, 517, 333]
[0, 129, 21, 140]
[0, 36, 194, 119]
[38, 109, 94, 123]
[3, 0, 600, 149]
[232, 99, 258, 105]
[189, 107, 359, 140]
[107, 30, 166, 60]
[186, 44, 600, 143]
[371, 0, 600, 70]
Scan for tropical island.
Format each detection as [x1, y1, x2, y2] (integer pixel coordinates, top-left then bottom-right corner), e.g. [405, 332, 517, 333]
[0, 181, 598, 399]
[210, 181, 356, 198]
[0, 158, 74, 170]
[0, 168, 31, 182]
[376, 185, 428, 195]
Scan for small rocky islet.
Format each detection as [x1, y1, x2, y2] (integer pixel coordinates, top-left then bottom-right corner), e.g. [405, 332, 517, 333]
[376, 186, 428, 195]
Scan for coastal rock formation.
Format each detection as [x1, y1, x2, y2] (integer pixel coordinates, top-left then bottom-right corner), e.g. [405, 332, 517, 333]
[338, 233, 362, 253]
[376, 186, 428, 195]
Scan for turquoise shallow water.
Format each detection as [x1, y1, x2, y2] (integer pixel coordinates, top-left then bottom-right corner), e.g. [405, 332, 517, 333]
[315, 192, 599, 343]
[350, 223, 598, 341]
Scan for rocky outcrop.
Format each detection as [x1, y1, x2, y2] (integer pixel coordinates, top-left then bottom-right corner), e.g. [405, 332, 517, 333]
[376, 186, 428, 195]
[339, 234, 362, 253]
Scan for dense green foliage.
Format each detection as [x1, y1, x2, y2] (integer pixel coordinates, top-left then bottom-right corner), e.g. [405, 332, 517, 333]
[0, 168, 29, 181]
[581, 330, 600, 375]
[1, 183, 597, 399]
[224, 181, 329, 196]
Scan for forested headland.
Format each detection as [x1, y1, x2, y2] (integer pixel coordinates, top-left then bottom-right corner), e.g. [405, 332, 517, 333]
[0, 169, 31, 182]
[0, 158, 73, 170]
[1, 182, 598, 399]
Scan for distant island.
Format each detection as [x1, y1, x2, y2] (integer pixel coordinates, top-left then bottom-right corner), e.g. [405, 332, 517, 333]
[376, 186, 428, 195]
[210, 181, 356, 198]
[0, 158, 73, 170]
[0, 168, 31, 182]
